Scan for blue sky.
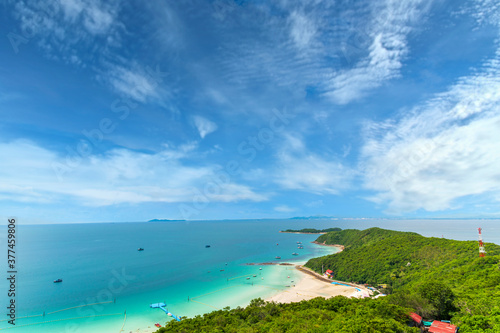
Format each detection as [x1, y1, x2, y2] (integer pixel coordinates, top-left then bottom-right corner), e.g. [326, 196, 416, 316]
[1, 0, 500, 223]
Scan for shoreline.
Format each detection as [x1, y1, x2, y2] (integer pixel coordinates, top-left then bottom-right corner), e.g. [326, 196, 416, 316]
[265, 265, 371, 303]
[311, 241, 345, 251]
[279, 231, 327, 234]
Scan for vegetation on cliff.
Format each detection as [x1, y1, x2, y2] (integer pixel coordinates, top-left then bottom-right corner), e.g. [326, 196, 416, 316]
[155, 297, 416, 333]
[306, 228, 500, 331]
[155, 227, 500, 332]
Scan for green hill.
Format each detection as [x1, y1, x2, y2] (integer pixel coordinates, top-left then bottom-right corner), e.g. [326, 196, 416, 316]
[306, 228, 500, 330]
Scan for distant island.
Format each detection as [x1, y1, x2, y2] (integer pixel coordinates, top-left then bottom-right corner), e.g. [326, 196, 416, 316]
[289, 216, 337, 220]
[148, 219, 186, 222]
[280, 227, 342, 234]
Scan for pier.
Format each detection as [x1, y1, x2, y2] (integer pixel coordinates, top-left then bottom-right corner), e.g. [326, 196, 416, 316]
[150, 303, 181, 322]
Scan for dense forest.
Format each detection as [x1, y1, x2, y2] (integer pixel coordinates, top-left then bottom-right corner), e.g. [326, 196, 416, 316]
[154, 296, 416, 332]
[155, 228, 500, 332]
[280, 227, 342, 233]
[308, 228, 500, 331]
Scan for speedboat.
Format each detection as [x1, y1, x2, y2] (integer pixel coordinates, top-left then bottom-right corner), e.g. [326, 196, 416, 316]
[292, 252, 298, 255]
[275, 256, 281, 259]
[205, 245, 211, 248]
[138, 248, 144, 251]
[54, 279, 62, 283]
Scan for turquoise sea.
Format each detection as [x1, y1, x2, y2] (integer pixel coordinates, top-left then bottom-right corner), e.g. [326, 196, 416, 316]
[1, 219, 499, 332]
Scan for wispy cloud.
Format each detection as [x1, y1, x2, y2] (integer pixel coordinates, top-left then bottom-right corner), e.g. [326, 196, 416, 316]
[323, 0, 431, 104]
[361, 47, 500, 213]
[288, 10, 317, 50]
[13, 0, 122, 63]
[0, 140, 265, 206]
[274, 205, 295, 213]
[11, 0, 171, 104]
[192, 116, 218, 139]
[105, 64, 163, 103]
[274, 135, 352, 195]
[203, 0, 433, 109]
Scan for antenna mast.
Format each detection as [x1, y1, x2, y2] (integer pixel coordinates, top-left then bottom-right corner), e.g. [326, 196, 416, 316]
[478, 227, 486, 258]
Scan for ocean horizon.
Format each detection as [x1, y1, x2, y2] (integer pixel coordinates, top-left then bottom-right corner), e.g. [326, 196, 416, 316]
[1, 218, 498, 332]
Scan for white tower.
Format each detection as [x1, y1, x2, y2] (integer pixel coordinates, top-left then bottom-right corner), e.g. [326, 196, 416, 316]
[478, 227, 486, 258]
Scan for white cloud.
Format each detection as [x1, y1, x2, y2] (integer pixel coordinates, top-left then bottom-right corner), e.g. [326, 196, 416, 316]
[82, 1, 115, 34]
[60, 0, 85, 20]
[361, 48, 500, 214]
[274, 205, 295, 213]
[471, 0, 500, 27]
[274, 136, 352, 194]
[0, 140, 266, 206]
[14, 0, 121, 58]
[324, 0, 430, 104]
[192, 116, 218, 139]
[107, 65, 161, 102]
[289, 11, 317, 50]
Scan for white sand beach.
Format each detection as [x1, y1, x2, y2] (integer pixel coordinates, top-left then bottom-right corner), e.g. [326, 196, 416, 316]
[265, 265, 371, 303]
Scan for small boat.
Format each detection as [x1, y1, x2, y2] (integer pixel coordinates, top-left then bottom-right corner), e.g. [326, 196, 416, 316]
[259, 268, 262, 270]
[138, 248, 144, 251]
[253, 275, 257, 277]
[220, 269, 224, 272]
[54, 279, 63, 283]
[246, 277, 250, 280]
[275, 256, 281, 259]
[297, 241, 302, 244]
[155, 323, 161, 328]
[205, 245, 211, 248]
[292, 252, 298, 255]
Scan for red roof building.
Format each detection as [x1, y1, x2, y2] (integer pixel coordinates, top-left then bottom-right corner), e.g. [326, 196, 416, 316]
[409, 312, 422, 325]
[428, 320, 458, 333]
